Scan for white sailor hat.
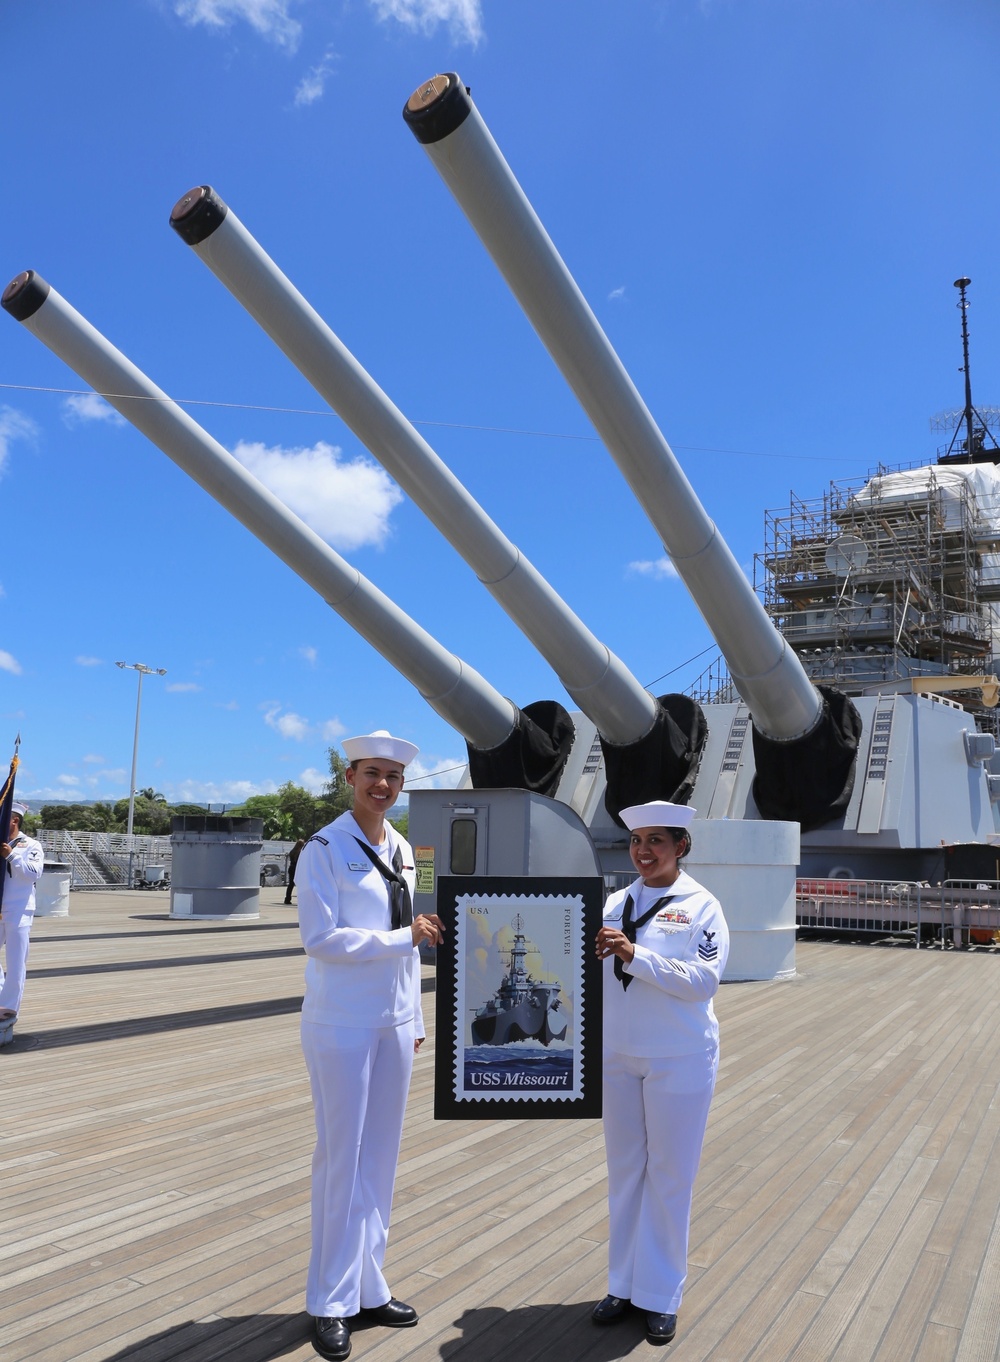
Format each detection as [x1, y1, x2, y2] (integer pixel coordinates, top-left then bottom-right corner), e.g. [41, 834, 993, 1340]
[619, 800, 695, 831]
[10, 802, 28, 818]
[342, 729, 419, 768]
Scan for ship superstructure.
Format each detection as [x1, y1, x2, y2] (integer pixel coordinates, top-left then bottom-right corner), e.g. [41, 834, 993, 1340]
[471, 913, 568, 1047]
[750, 278, 1000, 738]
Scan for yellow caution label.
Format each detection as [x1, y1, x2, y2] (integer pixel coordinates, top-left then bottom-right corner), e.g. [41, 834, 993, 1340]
[414, 845, 435, 896]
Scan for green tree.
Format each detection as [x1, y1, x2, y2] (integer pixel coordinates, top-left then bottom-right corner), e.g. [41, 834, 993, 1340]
[89, 802, 119, 832]
[112, 796, 172, 836]
[276, 781, 328, 839]
[318, 748, 353, 825]
[39, 804, 84, 831]
[38, 802, 122, 833]
[228, 793, 296, 840]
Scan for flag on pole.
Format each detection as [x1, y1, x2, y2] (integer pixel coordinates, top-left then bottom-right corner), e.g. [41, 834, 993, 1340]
[0, 734, 22, 915]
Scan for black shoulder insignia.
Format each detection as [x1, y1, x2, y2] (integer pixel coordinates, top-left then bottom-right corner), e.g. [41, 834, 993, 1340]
[306, 834, 329, 846]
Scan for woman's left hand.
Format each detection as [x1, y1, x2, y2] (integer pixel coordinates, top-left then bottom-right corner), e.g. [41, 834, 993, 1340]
[414, 1037, 425, 1053]
[595, 927, 635, 965]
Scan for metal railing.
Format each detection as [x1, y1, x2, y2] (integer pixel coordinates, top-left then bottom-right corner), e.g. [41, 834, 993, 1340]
[39, 829, 173, 889]
[38, 829, 299, 890]
[796, 877, 1000, 948]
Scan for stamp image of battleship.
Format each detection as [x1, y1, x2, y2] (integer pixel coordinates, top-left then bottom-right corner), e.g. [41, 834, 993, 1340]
[454, 893, 586, 1103]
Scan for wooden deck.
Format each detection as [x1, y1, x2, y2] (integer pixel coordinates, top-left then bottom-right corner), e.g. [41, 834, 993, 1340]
[4, 891, 1000, 1362]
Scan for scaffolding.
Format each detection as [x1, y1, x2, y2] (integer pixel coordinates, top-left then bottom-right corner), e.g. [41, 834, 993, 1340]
[751, 463, 1000, 712]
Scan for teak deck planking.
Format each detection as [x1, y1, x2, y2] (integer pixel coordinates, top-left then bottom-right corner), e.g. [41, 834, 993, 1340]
[2, 891, 1000, 1361]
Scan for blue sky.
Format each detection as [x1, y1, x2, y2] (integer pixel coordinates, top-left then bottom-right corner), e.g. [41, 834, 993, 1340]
[2, 0, 999, 809]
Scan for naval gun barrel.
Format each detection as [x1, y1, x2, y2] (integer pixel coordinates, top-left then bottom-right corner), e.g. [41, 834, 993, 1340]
[167, 187, 657, 750]
[0, 270, 517, 750]
[403, 76, 817, 739]
[403, 74, 862, 828]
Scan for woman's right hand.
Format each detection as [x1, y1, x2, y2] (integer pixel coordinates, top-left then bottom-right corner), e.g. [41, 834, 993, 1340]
[595, 926, 635, 964]
[411, 913, 445, 947]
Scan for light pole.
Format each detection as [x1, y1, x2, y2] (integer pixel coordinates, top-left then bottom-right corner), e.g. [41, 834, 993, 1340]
[116, 661, 167, 883]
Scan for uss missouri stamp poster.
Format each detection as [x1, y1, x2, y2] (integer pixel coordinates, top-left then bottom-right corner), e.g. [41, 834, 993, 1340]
[434, 876, 603, 1120]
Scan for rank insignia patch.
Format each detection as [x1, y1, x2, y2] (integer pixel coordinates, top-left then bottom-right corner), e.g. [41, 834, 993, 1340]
[698, 930, 719, 962]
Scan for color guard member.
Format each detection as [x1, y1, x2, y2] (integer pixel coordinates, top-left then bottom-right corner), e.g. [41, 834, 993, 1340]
[0, 801, 44, 1045]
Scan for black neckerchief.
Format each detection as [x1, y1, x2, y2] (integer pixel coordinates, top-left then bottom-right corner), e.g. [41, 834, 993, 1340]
[615, 891, 674, 991]
[4, 833, 25, 878]
[352, 836, 413, 931]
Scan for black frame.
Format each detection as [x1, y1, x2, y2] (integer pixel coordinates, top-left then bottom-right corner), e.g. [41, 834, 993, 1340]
[434, 875, 604, 1120]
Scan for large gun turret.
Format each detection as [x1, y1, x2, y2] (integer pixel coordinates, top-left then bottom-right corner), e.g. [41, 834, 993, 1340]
[167, 188, 706, 812]
[402, 74, 862, 830]
[0, 269, 572, 792]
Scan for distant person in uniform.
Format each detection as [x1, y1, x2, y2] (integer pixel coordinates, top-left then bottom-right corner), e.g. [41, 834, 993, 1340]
[592, 801, 729, 1347]
[0, 801, 44, 1045]
[284, 837, 306, 906]
[296, 730, 444, 1362]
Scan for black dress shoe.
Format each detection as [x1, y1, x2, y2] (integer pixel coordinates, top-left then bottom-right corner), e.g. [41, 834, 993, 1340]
[591, 1295, 630, 1324]
[361, 1298, 418, 1328]
[313, 1316, 351, 1360]
[646, 1312, 677, 1345]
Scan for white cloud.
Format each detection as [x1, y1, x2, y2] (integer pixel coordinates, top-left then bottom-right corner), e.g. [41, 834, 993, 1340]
[299, 645, 318, 665]
[166, 777, 279, 803]
[217, 699, 240, 711]
[166, 681, 202, 693]
[82, 754, 105, 764]
[294, 46, 336, 106]
[261, 705, 343, 744]
[0, 584, 6, 597]
[403, 754, 466, 789]
[232, 440, 403, 550]
[0, 650, 22, 675]
[57, 774, 81, 787]
[172, 0, 302, 49]
[23, 787, 91, 804]
[264, 704, 311, 741]
[368, 0, 484, 45]
[62, 392, 127, 427]
[75, 655, 103, 667]
[0, 406, 37, 480]
[626, 556, 679, 581]
[608, 285, 626, 301]
[299, 766, 328, 794]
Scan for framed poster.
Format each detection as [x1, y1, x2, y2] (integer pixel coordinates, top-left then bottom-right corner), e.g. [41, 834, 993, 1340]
[434, 876, 604, 1120]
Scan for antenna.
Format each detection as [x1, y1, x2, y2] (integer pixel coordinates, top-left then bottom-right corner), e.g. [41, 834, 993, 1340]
[938, 277, 1000, 463]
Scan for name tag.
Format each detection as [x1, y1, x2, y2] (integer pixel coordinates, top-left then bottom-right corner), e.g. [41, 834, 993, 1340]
[347, 862, 369, 872]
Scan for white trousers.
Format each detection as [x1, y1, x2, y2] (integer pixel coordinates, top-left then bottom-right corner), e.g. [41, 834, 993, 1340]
[0, 910, 33, 1014]
[603, 1046, 718, 1314]
[301, 1018, 415, 1318]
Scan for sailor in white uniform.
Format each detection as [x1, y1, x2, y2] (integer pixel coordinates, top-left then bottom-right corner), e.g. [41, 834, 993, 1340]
[593, 800, 729, 1347]
[0, 801, 44, 1044]
[297, 730, 444, 1362]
